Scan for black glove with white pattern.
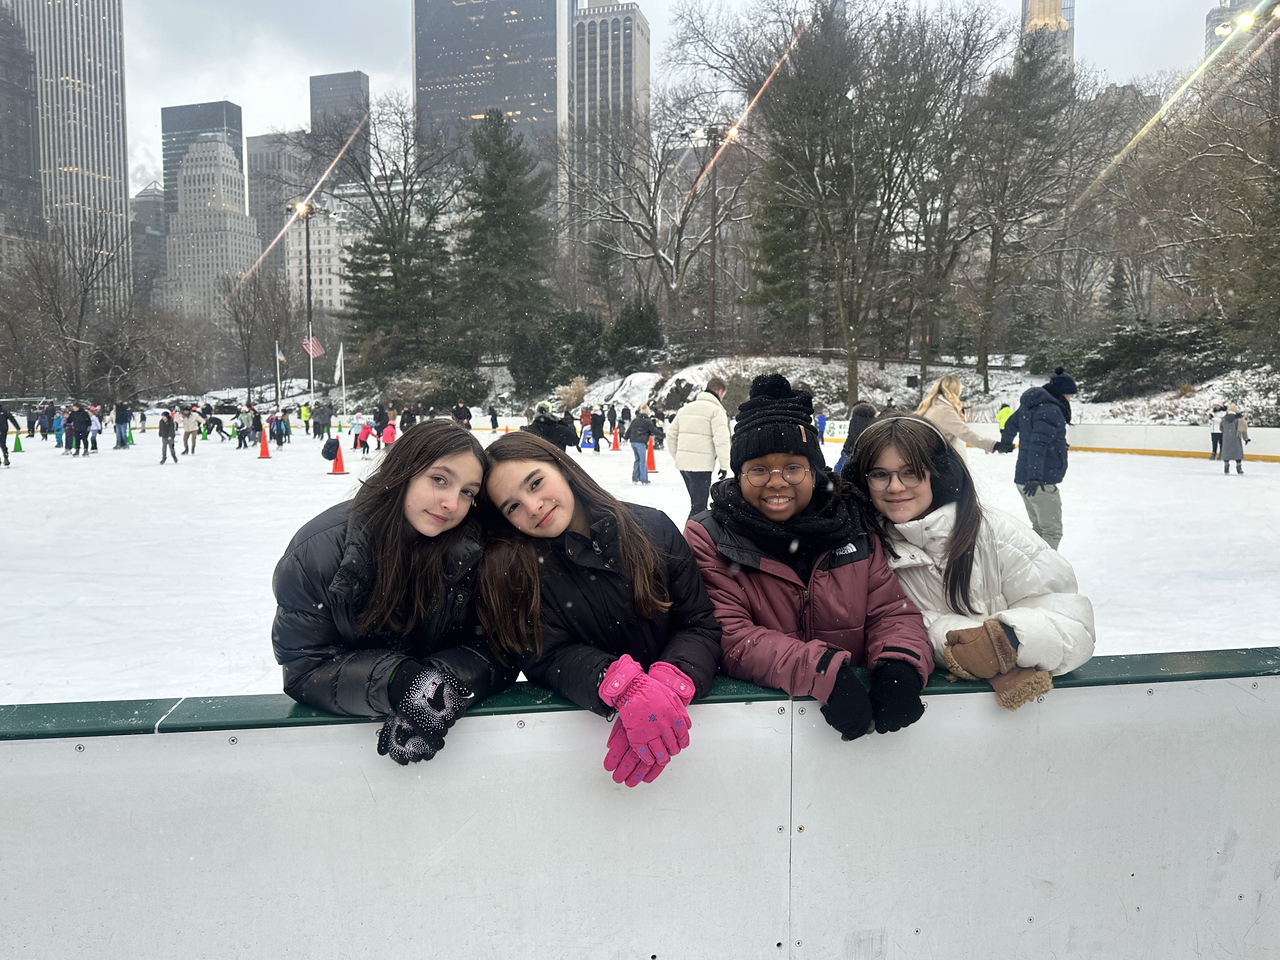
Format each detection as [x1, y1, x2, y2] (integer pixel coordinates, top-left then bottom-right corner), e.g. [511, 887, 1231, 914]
[376, 665, 475, 766]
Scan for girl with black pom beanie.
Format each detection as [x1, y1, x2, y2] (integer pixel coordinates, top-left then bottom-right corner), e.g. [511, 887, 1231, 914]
[685, 374, 933, 742]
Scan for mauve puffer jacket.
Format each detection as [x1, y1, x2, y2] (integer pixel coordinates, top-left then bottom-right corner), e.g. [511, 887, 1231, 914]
[686, 513, 932, 703]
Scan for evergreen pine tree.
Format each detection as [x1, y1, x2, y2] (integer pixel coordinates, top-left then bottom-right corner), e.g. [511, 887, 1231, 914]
[607, 300, 664, 374]
[453, 109, 553, 358]
[1105, 259, 1130, 318]
[343, 219, 460, 374]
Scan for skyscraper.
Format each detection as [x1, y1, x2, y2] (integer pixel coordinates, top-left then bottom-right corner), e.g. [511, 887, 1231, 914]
[163, 138, 261, 318]
[161, 101, 244, 219]
[1022, 0, 1075, 62]
[413, 0, 575, 139]
[1205, 0, 1256, 55]
[247, 132, 309, 278]
[570, 3, 650, 137]
[129, 182, 165, 309]
[0, 2, 42, 271]
[10, 0, 129, 291]
[309, 71, 370, 181]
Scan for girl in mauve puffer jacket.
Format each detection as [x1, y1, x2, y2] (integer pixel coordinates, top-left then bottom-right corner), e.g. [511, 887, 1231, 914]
[842, 415, 1095, 711]
[686, 375, 934, 745]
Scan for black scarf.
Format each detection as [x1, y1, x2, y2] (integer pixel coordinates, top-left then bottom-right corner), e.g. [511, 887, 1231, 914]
[710, 472, 863, 578]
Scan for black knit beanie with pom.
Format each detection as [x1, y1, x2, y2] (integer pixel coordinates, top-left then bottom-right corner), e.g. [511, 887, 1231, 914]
[730, 374, 826, 475]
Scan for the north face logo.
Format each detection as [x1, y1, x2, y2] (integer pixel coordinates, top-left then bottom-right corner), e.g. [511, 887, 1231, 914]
[834, 542, 857, 556]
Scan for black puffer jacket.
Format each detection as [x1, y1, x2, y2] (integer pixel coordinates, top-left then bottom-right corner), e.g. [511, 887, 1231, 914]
[523, 503, 722, 715]
[1000, 385, 1070, 485]
[272, 500, 516, 717]
[522, 413, 579, 451]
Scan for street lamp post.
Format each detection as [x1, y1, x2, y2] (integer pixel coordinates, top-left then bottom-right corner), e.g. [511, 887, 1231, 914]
[707, 125, 721, 352]
[294, 202, 316, 406]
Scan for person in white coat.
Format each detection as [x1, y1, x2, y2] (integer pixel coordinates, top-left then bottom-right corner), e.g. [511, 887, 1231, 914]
[841, 414, 1094, 711]
[914, 375, 995, 458]
[667, 377, 733, 516]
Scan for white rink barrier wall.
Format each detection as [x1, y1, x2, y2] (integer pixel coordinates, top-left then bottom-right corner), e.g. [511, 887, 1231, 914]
[822, 419, 1280, 460]
[3, 649, 1279, 959]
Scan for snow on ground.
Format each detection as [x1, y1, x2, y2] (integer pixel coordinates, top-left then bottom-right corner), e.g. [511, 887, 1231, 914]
[3, 423, 1278, 705]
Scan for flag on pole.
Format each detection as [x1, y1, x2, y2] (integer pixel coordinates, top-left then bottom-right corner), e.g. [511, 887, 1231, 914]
[276, 345, 286, 363]
[332, 343, 344, 384]
[302, 336, 325, 358]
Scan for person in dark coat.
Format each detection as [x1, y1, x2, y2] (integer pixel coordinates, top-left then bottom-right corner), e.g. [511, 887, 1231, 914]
[834, 401, 878, 475]
[68, 403, 92, 457]
[112, 400, 130, 448]
[272, 420, 515, 765]
[488, 405, 498, 430]
[607, 404, 617, 434]
[995, 368, 1075, 550]
[25, 404, 36, 438]
[623, 405, 658, 483]
[399, 406, 416, 432]
[451, 401, 472, 428]
[478, 432, 722, 788]
[158, 412, 178, 464]
[0, 402, 20, 466]
[521, 402, 579, 451]
[589, 406, 606, 453]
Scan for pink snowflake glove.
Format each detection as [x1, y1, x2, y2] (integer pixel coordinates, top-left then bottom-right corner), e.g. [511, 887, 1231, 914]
[649, 662, 696, 708]
[603, 718, 657, 787]
[598, 655, 692, 766]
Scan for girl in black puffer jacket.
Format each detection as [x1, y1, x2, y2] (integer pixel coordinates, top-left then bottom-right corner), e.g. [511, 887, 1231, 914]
[477, 432, 722, 789]
[271, 420, 516, 766]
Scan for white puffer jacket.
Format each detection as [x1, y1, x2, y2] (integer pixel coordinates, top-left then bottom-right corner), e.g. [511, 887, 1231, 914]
[882, 503, 1094, 676]
[667, 392, 732, 473]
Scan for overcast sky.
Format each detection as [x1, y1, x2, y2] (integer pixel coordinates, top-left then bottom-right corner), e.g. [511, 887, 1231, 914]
[123, 0, 1228, 193]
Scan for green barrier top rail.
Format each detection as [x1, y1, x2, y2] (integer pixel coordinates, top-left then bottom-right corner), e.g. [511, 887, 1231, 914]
[2, 647, 1278, 741]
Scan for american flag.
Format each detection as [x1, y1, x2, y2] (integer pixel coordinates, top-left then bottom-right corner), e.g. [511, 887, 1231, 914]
[302, 336, 325, 358]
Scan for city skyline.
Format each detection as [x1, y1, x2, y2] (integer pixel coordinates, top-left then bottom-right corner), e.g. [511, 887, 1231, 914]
[114, 0, 1266, 193]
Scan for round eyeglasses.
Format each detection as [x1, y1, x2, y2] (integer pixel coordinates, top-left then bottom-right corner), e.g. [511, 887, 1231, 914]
[743, 464, 810, 487]
[865, 467, 926, 491]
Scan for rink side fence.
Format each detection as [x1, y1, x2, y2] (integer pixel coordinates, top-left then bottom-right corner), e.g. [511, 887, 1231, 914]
[4, 649, 1280, 959]
[821, 420, 1280, 461]
[2, 647, 1277, 740]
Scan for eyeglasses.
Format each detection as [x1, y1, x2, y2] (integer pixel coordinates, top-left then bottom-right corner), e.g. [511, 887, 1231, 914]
[743, 464, 810, 487]
[865, 467, 926, 490]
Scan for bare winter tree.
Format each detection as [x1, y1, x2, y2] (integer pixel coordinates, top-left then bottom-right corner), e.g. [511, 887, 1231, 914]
[556, 83, 753, 337]
[675, 0, 1009, 402]
[8, 219, 126, 399]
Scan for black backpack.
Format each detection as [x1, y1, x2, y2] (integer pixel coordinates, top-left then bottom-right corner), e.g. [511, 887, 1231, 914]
[321, 438, 339, 461]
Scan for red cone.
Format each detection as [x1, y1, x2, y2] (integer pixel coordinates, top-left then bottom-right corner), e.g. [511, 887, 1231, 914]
[258, 427, 271, 459]
[330, 441, 349, 475]
[646, 436, 657, 473]
[611, 428, 620, 451]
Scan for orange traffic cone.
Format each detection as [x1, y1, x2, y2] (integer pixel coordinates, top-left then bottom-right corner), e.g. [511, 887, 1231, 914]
[611, 428, 620, 451]
[330, 441, 348, 475]
[504, 425, 509, 434]
[646, 436, 657, 473]
[258, 428, 271, 459]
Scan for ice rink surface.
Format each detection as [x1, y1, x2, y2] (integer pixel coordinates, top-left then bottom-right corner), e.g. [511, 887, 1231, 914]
[3, 422, 1277, 704]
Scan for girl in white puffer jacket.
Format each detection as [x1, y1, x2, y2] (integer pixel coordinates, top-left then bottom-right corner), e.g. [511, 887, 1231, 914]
[841, 415, 1094, 710]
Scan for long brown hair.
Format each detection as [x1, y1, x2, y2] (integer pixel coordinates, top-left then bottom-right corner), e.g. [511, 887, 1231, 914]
[475, 431, 672, 666]
[844, 415, 982, 617]
[352, 419, 486, 638]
